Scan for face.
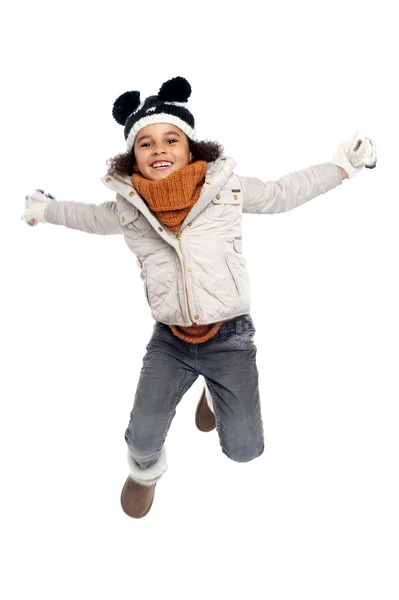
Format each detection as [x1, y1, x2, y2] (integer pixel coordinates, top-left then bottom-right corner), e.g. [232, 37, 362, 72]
[133, 123, 192, 180]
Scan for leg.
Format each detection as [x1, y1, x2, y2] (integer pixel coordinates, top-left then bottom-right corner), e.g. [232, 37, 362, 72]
[199, 315, 264, 463]
[125, 322, 199, 484]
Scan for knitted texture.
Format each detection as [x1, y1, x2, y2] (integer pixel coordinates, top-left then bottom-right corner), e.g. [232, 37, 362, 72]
[132, 161, 207, 233]
[112, 77, 196, 152]
[170, 321, 223, 344]
[132, 161, 224, 343]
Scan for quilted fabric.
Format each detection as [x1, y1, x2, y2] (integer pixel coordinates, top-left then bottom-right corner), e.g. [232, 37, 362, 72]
[45, 157, 342, 326]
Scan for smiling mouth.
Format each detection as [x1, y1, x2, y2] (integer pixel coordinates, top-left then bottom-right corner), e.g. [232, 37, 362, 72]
[151, 162, 173, 170]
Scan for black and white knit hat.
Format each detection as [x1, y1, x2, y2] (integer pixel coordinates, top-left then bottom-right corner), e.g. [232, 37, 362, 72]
[112, 76, 196, 153]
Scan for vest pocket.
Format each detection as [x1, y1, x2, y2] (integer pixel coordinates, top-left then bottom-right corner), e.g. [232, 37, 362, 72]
[138, 260, 151, 306]
[225, 253, 241, 296]
[144, 280, 150, 306]
[120, 208, 151, 237]
[233, 238, 242, 253]
[204, 192, 241, 222]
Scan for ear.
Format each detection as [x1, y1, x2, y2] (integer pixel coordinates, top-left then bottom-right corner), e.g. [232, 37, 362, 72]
[133, 164, 140, 172]
[189, 151, 193, 163]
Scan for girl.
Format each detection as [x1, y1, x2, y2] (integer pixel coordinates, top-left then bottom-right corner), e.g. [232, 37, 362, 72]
[22, 76, 377, 519]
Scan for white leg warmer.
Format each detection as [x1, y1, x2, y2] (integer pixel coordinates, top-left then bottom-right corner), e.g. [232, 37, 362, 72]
[127, 446, 168, 486]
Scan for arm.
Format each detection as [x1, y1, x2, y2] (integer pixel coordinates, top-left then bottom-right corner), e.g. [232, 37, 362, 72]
[45, 199, 122, 235]
[239, 163, 343, 215]
[23, 190, 122, 235]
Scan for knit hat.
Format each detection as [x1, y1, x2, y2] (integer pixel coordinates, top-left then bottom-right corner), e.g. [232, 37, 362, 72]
[112, 76, 196, 153]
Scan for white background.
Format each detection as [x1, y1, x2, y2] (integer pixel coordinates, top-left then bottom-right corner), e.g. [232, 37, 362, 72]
[2, 1, 398, 598]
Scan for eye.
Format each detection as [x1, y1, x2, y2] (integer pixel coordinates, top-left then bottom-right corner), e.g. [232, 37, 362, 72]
[166, 138, 178, 144]
[140, 142, 152, 148]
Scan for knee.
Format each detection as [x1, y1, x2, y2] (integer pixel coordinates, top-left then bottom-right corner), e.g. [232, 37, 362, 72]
[222, 442, 265, 463]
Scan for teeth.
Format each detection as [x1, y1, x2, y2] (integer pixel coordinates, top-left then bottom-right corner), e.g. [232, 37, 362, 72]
[152, 162, 172, 168]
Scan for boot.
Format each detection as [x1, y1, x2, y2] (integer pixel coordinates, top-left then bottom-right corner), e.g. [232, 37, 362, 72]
[121, 477, 156, 519]
[122, 446, 167, 518]
[195, 387, 216, 432]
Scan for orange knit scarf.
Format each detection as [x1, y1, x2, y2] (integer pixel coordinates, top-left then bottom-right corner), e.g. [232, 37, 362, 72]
[132, 161, 208, 233]
[132, 161, 224, 344]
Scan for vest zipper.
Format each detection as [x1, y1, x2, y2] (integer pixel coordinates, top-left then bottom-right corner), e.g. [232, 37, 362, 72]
[176, 231, 196, 324]
[109, 175, 196, 324]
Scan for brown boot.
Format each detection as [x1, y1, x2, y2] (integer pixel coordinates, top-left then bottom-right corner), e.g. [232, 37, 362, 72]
[195, 388, 216, 432]
[120, 477, 156, 519]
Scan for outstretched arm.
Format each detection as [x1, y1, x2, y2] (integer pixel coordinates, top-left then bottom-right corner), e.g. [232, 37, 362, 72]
[240, 133, 376, 215]
[22, 190, 122, 235]
[239, 162, 343, 215]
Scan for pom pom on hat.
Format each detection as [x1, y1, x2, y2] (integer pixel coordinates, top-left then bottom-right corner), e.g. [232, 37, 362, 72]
[158, 77, 191, 103]
[112, 91, 141, 126]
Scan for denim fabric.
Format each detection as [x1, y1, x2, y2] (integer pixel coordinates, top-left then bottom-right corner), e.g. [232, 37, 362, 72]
[125, 314, 264, 473]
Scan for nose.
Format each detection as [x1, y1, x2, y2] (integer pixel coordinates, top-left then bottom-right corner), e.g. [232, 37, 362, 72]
[152, 143, 167, 155]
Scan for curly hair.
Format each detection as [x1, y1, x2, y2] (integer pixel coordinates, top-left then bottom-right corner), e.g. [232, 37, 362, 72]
[106, 139, 224, 178]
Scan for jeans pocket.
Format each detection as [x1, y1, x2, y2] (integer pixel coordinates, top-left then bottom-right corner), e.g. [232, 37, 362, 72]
[225, 327, 256, 350]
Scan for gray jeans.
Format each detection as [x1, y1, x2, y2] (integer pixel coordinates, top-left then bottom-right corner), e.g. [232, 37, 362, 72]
[124, 314, 264, 484]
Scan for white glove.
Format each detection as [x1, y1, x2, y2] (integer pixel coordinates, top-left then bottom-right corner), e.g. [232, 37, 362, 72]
[333, 132, 377, 179]
[22, 189, 55, 226]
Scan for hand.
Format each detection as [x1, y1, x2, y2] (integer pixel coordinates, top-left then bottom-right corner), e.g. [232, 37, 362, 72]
[332, 132, 377, 179]
[22, 189, 55, 226]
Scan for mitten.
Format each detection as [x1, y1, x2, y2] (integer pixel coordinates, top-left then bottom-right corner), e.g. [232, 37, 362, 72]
[22, 189, 55, 226]
[333, 132, 377, 179]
